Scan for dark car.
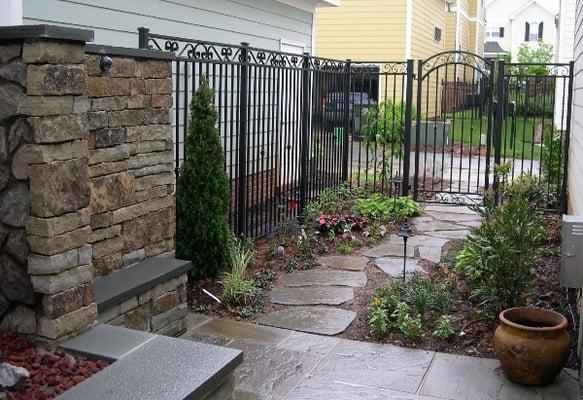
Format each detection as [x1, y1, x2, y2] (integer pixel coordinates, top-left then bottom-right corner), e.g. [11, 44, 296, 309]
[322, 92, 377, 137]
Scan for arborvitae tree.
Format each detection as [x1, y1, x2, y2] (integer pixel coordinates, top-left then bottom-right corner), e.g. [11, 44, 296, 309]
[176, 76, 230, 278]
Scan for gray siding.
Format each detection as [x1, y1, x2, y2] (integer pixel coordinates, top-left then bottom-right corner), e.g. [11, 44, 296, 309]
[23, 0, 313, 52]
[570, 0, 583, 215]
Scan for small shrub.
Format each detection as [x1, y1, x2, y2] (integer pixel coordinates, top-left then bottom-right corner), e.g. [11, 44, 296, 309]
[368, 298, 389, 338]
[456, 175, 547, 316]
[337, 242, 354, 254]
[304, 184, 352, 222]
[177, 76, 231, 278]
[433, 315, 455, 340]
[399, 314, 422, 340]
[351, 238, 364, 248]
[541, 130, 565, 190]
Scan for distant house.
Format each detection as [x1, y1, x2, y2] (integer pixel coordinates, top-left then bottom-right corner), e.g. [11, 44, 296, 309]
[1, 0, 339, 54]
[314, 0, 486, 61]
[485, 0, 559, 60]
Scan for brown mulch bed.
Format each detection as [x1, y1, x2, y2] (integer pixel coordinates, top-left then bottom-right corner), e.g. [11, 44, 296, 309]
[187, 216, 580, 370]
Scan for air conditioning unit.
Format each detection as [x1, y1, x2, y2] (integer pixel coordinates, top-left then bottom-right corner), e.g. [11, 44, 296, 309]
[561, 215, 583, 288]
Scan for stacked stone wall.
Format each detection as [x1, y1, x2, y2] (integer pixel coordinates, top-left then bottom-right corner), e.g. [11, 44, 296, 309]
[0, 29, 183, 341]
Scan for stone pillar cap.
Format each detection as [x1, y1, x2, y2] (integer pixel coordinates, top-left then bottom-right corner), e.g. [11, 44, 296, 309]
[0, 24, 94, 43]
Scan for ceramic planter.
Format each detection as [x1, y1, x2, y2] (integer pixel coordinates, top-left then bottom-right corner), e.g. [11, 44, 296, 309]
[494, 307, 570, 386]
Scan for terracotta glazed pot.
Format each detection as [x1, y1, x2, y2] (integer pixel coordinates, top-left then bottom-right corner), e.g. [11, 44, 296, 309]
[494, 307, 570, 386]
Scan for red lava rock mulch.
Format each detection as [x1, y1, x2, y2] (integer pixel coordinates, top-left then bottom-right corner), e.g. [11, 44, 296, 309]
[0, 330, 108, 400]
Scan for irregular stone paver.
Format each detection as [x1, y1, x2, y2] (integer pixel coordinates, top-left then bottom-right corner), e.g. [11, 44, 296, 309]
[257, 306, 356, 336]
[387, 234, 448, 248]
[312, 340, 435, 393]
[423, 204, 479, 215]
[280, 269, 367, 288]
[360, 242, 414, 258]
[417, 246, 443, 263]
[424, 210, 483, 222]
[458, 219, 482, 228]
[317, 255, 368, 271]
[427, 229, 472, 240]
[375, 257, 425, 277]
[419, 353, 579, 400]
[270, 286, 354, 306]
[412, 219, 462, 232]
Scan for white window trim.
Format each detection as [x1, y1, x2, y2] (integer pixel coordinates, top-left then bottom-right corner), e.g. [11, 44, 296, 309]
[0, 0, 23, 25]
[404, 0, 413, 59]
[280, 38, 308, 54]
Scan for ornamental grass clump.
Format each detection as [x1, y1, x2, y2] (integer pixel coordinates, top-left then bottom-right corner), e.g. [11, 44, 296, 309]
[176, 76, 231, 278]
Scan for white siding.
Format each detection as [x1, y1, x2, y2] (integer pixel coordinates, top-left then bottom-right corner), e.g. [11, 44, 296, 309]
[570, 0, 583, 214]
[22, 0, 314, 52]
[556, 0, 576, 129]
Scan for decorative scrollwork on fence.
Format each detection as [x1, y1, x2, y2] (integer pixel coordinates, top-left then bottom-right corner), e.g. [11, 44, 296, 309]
[421, 51, 492, 80]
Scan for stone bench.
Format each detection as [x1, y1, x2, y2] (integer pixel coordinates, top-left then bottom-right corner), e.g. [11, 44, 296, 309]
[94, 257, 191, 336]
[56, 324, 242, 400]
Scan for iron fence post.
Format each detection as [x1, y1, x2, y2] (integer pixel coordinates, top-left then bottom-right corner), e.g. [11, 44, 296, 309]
[402, 59, 415, 197]
[299, 52, 311, 218]
[412, 60, 423, 201]
[493, 59, 505, 203]
[138, 27, 150, 49]
[341, 59, 352, 182]
[237, 43, 249, 236]
[562, 61, 575, 214]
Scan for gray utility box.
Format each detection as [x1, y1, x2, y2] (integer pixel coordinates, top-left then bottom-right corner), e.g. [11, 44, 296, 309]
[414, 121, 451, 147]
[561, 214, 583, 288]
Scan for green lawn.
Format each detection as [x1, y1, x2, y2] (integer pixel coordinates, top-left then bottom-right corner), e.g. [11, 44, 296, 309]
[449, 112, 541, 161]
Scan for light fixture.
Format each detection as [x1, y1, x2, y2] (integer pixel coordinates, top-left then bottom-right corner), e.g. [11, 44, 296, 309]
[445, 0, 453, 12]
[100, 56, 113, 72]
[397, 223, 413, 281]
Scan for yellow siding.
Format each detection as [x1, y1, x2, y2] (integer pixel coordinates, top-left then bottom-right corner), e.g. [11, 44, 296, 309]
[410, 0, 446, 59]
[314, 0, 407, 61]
[445, 13, 457, 51]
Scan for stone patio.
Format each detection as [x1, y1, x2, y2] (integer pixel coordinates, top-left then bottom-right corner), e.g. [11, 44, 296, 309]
[182, 314, 579, 400]
[257, 204, 483, 336]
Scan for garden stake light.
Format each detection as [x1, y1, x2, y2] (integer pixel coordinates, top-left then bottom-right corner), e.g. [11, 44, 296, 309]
[397, 223, 413, 281]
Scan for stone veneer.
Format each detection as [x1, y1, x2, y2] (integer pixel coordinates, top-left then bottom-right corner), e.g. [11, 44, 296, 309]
[0, 26, 185, 342]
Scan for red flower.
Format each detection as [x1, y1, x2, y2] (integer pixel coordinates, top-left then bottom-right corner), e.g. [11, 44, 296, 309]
[289, 199, 298, 210]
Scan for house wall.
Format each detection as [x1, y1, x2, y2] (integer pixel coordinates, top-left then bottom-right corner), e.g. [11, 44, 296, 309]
[509, 3, 558, 58]
[314, 0, 408, 61]
[22, 0, 315, 52]
[556, 0, 576, 129]
[569, 0, 583, 215]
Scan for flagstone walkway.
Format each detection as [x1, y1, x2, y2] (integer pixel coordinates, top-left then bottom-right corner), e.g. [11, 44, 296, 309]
[257, 204, 484, 336]
[182, 313, 579, 400]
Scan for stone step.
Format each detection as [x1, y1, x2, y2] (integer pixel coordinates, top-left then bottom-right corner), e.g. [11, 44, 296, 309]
[360, 243, 414, 258]
[256, 306, 356, 336]
[280, 269, 367, 288]
[270, 286, 354, 306]
[57, 324, 242, 400]
[375, 257, 426, 277]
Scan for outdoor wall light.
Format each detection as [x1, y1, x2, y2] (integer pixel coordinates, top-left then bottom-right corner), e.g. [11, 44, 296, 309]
[397, 223, 413, 281]
[445, 0, 453, 12]
[100, 56, 113, 72]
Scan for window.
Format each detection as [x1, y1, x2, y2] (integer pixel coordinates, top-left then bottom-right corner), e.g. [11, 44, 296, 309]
[525, 22, 543, 41]
[486, 27, 505, 38]
[434, 27, 442, 42]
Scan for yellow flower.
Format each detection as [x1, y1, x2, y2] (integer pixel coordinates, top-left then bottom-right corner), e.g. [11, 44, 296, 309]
[373, 298, 382, 306]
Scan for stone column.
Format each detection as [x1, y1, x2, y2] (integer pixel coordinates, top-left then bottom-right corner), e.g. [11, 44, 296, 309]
[0, 25, 96, 341]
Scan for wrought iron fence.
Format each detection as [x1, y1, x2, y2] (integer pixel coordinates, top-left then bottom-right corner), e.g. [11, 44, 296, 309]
[138, 28, 572, 238]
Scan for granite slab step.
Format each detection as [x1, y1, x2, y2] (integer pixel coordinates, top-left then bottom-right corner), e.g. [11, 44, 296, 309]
[375, 257, 426, 277]
[270, 286, 354, 306]
[360, 243, 414, 258]
[257, 306, 356, 336]
[57, 324, 242, 400]
[280, 269, 367, 288]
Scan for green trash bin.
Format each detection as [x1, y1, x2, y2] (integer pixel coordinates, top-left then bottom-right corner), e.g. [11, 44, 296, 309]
[334, 126, 344, 142]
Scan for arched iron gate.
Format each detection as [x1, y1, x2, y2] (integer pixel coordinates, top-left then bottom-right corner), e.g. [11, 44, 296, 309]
[412, 51, 495, 205]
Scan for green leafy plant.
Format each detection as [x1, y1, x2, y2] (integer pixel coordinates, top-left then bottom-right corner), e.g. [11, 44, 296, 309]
[368, 298, 389, 338]
[351, 238, 364, 248]
[399, 314, 422, 340]
[354, 194, 421, 220]
[177, 76, 231, 278]
[391, 301, 411, 326]
[516, 41, 554, 76]
[433, 315, 455, 340]
[304, 184, 352, 222]
[541, 130, 565, 190]
[337, 242, 354, 254]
